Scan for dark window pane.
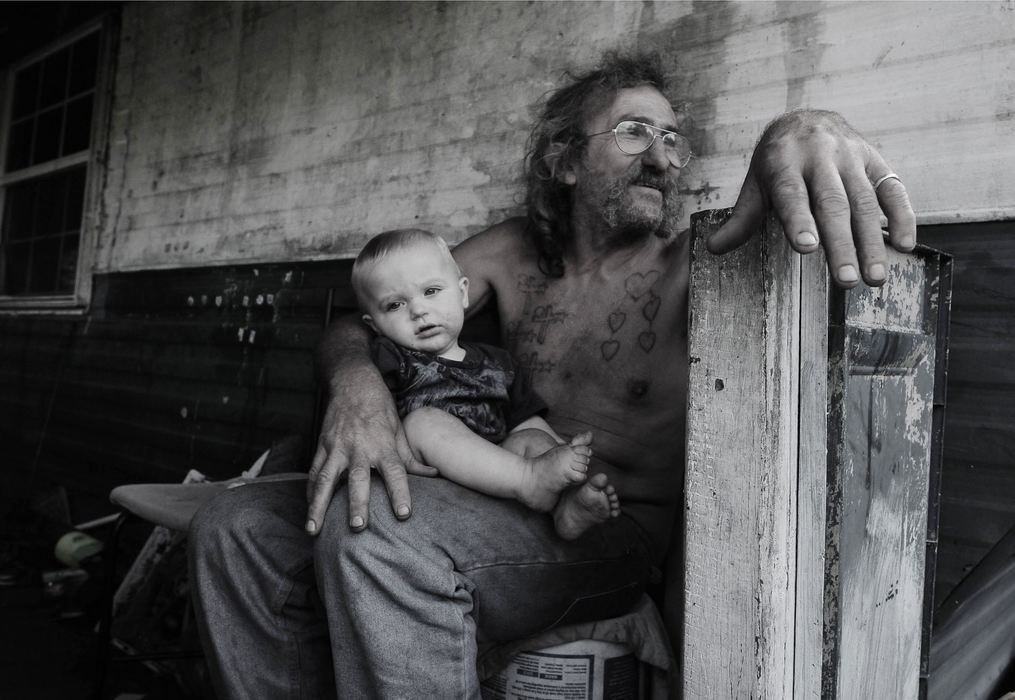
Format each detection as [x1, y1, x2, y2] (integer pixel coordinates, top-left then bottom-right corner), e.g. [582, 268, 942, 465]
[3, 241, 31, 294]
[1, 167, 86, 295]
[39, 46, 71, 109]
[62, 95, 93, 155]
[32, 107, 63, 164]
[69, 32, 100, 96]
[28, 236, 60, 293]
[57, 235, 79, 293]
[65, 168, 87, 231]
[11, 63, 41, 119]
[3, 180, 38, 240]
[36, 176, 67, 235]
[6, 119, 34, 171]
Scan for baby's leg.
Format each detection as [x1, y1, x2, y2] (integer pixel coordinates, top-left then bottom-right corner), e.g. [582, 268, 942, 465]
[553, 473, 621, 540]
[402, 408, 584, 512]
[501, 429, 593, 512]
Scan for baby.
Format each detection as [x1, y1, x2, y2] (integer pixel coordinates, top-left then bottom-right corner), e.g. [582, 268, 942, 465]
[350, 228, 619, 539]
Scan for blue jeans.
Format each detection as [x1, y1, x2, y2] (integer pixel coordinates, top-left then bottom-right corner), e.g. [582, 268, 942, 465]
[188, 474, 654, 699]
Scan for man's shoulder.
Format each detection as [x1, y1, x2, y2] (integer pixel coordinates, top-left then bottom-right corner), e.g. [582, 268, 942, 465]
[454, 217, 532, 262]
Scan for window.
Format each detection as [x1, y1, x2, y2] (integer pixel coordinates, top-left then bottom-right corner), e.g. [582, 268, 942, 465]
[0, 21, 110, 309]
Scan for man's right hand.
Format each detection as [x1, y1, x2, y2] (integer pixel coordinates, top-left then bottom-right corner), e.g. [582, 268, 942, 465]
[707, 109, 915, 289]
[305, 366, 437, 536]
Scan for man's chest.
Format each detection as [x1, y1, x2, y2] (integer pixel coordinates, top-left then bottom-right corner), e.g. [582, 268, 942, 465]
[498, 269, 688, 407]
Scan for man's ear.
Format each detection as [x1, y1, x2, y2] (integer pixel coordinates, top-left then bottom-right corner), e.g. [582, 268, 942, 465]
[361, 314, 378, 333]
[459, 276, 470, 309]
[547, 142, 578, 186]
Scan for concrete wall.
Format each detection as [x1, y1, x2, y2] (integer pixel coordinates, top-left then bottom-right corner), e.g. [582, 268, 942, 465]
[94, 0, 1015, 273]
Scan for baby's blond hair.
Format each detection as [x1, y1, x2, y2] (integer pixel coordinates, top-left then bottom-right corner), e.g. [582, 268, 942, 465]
[351, 229, 459, 309]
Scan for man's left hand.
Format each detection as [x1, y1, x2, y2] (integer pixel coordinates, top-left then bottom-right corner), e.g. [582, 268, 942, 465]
[707, 109, 915, 288]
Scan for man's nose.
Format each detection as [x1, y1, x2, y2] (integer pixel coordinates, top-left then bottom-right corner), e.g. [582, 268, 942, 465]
[642, 136, 671, 171]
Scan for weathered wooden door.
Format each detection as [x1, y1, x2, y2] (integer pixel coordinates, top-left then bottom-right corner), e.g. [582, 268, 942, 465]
[681, 209, 950, 699]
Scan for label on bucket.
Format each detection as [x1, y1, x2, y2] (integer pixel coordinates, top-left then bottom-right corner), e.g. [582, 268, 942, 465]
[480, 639, 642, 700]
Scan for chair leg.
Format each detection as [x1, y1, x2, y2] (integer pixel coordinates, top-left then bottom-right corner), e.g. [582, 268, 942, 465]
[93, 511, 129, 700]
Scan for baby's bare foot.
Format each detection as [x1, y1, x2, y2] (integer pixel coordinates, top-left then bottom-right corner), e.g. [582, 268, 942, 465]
[553, 473, 621, 540]
[517, 432, 592, 512]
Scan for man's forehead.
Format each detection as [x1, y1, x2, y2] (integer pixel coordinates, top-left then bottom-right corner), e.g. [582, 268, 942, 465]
[594, 86, 678, 130]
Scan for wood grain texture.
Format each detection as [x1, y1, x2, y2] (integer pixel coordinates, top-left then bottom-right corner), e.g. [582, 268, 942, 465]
[684, 209, 947, 699]
[684, 209, 803, 698]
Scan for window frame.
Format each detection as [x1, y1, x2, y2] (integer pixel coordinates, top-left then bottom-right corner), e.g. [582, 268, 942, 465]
[0, 15, 117, 313]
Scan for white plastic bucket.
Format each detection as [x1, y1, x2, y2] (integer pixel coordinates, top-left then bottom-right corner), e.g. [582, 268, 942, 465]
[480, 639, 644, 700]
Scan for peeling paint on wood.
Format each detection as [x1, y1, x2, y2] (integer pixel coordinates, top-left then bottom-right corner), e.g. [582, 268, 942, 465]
[95, 2, 1014, 273]
[683, 209, 950, 699]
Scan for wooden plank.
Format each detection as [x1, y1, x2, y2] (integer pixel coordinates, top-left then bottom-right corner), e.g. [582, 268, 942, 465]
[929, 525, 1015, 700]
[916, 219, 1015, 615]
[939, 462, 1015, 511]
[824, 333, 936, 699]
[49, 375, 313, 433]
[823, 247, 941, 700]
[684, 210, 945, 699]
[93, 259, 354, 314]
[795, 240, 830, 699]
[64, 337, 318, 390]
[684, 209, 802, 698]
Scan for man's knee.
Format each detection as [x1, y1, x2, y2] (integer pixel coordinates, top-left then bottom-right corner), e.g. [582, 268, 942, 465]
[190, 483, 299, 558]
[190, 489, 234, 550]
[313, 474, 448, 563]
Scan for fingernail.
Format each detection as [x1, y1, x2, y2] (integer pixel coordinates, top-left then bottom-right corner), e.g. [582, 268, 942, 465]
[796, 231, 818, 247]
[838, 265, 859, 283]
[869, 263, 886, 281]
[350, 516, 364, 529]
[305, 519, 317, 534]
[899, 235, 915, 249]
[396, 504, 410, 518]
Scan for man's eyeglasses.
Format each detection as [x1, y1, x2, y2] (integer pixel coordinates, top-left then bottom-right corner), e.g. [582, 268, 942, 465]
[585, 120, 693, 168]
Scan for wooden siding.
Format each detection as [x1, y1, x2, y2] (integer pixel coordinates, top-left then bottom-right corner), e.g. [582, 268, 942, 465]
[918, 221, 1015, 607]
[655, 0, 1015, 225]
[93, 1, 1014, 272]
[0, 260, 357, 521]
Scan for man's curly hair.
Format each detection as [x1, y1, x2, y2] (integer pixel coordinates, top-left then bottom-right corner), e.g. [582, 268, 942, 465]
[523, 51, 670, 277]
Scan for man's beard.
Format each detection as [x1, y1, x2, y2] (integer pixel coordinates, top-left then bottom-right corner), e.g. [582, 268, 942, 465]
[595, 167, 683, 242]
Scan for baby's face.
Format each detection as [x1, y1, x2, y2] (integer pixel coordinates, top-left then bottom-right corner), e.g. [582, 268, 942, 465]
[360, 243, 469, 358]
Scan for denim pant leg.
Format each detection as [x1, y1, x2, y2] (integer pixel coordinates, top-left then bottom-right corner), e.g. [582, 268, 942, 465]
[314, 474, 653, 699]
[188, 479, 335, 700]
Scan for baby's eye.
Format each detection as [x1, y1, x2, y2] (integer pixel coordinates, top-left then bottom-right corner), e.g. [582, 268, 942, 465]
[385, 301, 404, 312]
[424, 287, 442, 296]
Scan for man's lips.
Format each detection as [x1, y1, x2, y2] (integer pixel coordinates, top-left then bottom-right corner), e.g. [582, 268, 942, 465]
[633, 178, 666, 192]
[632, 182, 664, 197]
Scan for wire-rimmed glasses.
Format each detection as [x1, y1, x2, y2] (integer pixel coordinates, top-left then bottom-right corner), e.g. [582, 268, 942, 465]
[585, 120, 693, 168]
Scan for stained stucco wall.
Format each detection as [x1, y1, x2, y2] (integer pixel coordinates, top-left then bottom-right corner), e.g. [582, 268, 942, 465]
[94, 0, 1015, 273]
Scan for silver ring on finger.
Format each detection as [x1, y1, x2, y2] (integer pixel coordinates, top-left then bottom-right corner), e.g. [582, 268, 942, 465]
[872, 173, 901, 191]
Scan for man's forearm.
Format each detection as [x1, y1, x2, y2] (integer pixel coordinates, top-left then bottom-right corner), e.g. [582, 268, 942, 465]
[315, 312, 376, 394]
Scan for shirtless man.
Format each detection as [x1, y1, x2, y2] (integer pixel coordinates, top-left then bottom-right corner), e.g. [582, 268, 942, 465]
[189, 52, 914, 699]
